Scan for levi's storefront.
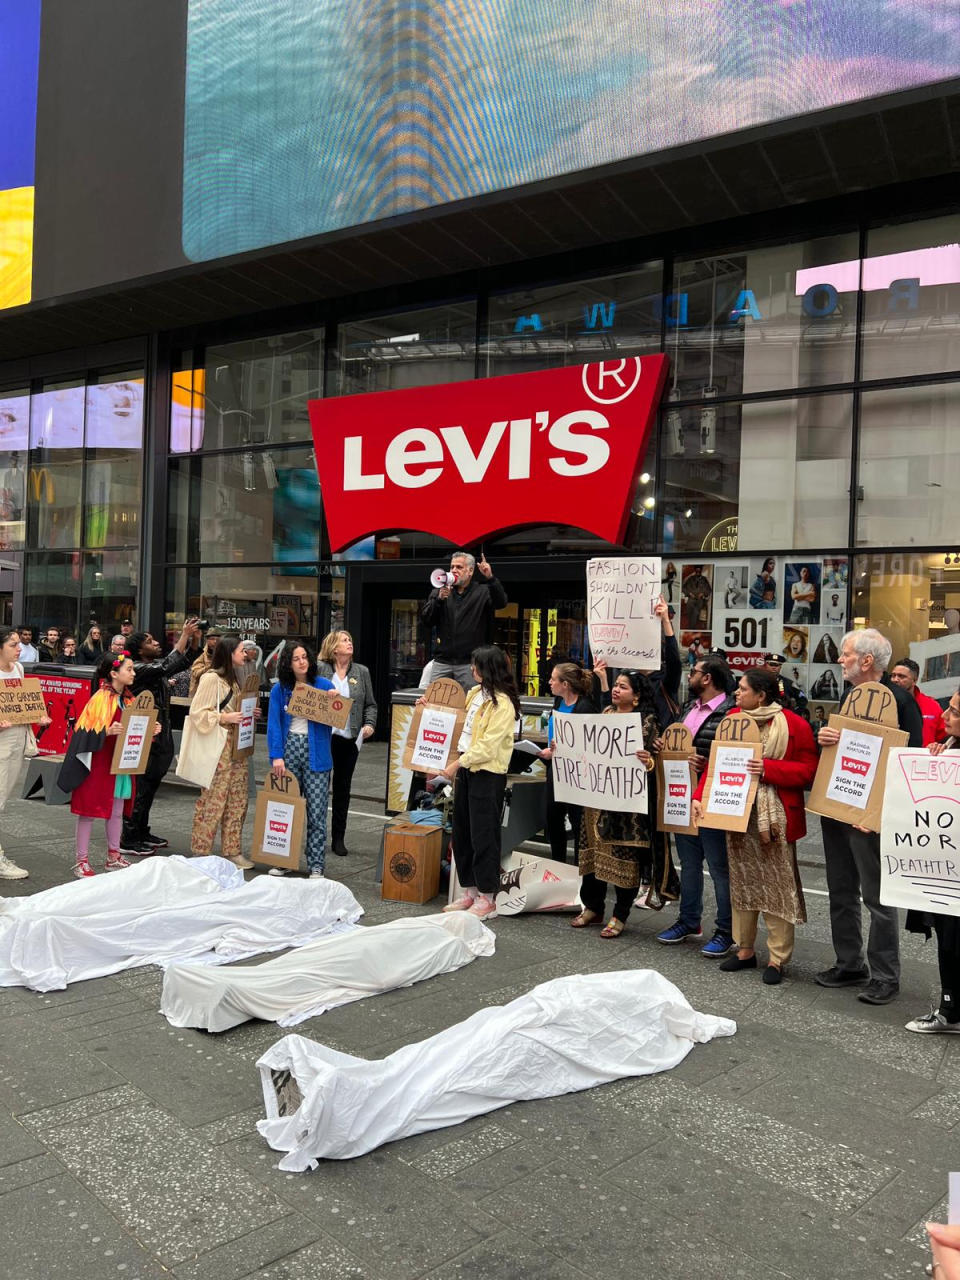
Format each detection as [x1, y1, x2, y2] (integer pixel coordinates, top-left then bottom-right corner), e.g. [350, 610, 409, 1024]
[160, 210, 960, 727]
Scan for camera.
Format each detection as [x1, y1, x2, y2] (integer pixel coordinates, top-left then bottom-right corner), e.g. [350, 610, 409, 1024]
[197, 619, 211, 632]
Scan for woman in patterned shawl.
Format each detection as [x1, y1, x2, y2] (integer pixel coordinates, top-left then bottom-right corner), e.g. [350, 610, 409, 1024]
[693, 665, 817, 985]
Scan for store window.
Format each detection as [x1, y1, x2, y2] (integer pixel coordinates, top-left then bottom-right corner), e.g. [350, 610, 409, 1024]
[167, 444, 325, 567]
[81, 550, 139, 634]
[173, 330, 323, 453]
[27, 380, 84, 550]
[670, 232, 858, 398]
[857, 381, 960, 548]
[861, 214, 960, 382]
[0, 388, 28, 552]
[851, 552, 960, 699]
[484, 264, 662, 377]
[23, 550, 82, 634]
[661, 393, 852, 553]
[334, 302, 476, 397]
[83, 373, 143, 548]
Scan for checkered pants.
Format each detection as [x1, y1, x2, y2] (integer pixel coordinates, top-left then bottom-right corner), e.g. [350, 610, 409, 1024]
[284, 732, 330, 872]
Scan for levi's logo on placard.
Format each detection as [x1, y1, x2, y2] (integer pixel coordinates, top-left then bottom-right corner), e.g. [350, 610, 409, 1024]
[310, 358, 669, 551]
[841, 756, 871, 777]
[668, 783, 687, 797]
[719, 772, 746, 787]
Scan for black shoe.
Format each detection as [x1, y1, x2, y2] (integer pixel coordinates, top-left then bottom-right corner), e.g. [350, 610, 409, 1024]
[719, 953, 757, 972]
[857, 979, 899, 1005]
[762, 964, 784, 985]
[141, 833, 168, 849]
[117, 840, 153, 856]
[814, 965, 869, 988]
[332, 838, 349, 857]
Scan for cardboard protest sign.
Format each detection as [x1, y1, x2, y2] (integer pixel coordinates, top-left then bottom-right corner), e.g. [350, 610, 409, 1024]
[234, 673, 262, 759]
[586, 556, 662, 669]
[0, 676, 46, 725]
[251, 771, 306, 870]
[699, 715, 761, 832]
[807, 681, 908, 832]
[402, 678, 467, 773]
[655, 722, 698, 835]
[111, 692, 158, 776]
[551, 711, 649, 814]
[286, 682, 353, 731]
[879, 748, 960, 917]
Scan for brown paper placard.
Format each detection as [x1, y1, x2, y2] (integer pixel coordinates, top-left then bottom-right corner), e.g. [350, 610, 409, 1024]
[699, 714, 762, 833]
[402, 701, 466, 772]
[423, 677, 467, 710]
[807, 713, 908, 832]
[111, 691, 158, 776]
[0, 676, 46, 725]
[234, 672, 262, 759]
[250, 771, 307, 870]
[286, 682, 353, 731]
[655, 721, 698, 835]
[838, 680, 900, 728]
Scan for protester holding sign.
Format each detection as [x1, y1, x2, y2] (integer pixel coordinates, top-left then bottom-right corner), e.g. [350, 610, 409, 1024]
[267, 643, 335, 879]
[656, 656, 736, 955]
[187, 637, 261, 871]
[431, 645, 520, 922]
[902, 689, 960, 1035]
[693, 668, 816, 984]
[539, 662, 597, 863]
[815, 629, 922, 1006]
[318, 630, 377, 858]
[572, 672, 658, 938]
[56, 653, 158, 878]
[0, 627, 51, 880]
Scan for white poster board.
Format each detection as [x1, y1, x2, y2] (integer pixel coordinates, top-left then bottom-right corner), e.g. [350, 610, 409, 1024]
[407, 707, 459, 772]
[879, 748, 960, 916]
[823, 726, 884, 810]
[551, 711, 649, 814]
[116, 714, 152, 772]
[236, 694, 258, 754]
[586, 557, 661, 669]
[703, 746, 755, 821]
[661, 757, 695, 828]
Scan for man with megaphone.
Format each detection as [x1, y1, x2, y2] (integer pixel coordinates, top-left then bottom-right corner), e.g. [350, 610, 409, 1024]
[421, 551, 508, 691]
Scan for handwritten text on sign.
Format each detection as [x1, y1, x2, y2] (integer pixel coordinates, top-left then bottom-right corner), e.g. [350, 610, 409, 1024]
[880, 748, 960, 917]
[824, 728, 882, 809]
[586, 557, 662, 669]
[0, 677, 46, 725]
[552, 712, 649, 813]
[286, 683, 353, 731]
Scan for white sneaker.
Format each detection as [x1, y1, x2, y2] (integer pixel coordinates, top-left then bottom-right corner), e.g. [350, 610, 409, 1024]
[309, 870, 325, 879]
[0, 853, 28, 880]
[466, 896, 498, 921]
[267, 867, 288, 876]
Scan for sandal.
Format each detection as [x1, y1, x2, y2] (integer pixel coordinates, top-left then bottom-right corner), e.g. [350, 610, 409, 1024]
[600, 918, 625, 939]
[571, 909, 601, 929]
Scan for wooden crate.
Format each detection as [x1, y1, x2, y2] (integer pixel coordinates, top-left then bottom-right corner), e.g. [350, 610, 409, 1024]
[381, 822, 443, 904]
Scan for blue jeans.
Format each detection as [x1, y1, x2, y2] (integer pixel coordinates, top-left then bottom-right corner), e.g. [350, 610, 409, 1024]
[674, 828, 731, 936]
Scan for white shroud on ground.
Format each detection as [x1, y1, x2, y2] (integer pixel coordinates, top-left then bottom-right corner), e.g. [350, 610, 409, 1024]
[256, 970, 737, 1168]
[161, 912, 495, 1032]
[0, 856, 363, 991]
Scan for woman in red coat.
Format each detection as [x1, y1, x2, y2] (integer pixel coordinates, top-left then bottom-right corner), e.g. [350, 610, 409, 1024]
[57, 652, 145, 877]
[693, 665, 817, 984]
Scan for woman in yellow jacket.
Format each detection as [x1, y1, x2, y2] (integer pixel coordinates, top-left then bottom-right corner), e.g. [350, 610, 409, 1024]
[431, 645, 521, 922]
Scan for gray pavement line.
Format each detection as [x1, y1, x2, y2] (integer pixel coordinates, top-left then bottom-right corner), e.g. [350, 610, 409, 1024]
[346, 808, 391, 822]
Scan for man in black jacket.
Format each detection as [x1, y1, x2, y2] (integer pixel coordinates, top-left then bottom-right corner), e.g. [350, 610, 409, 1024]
[421, 551, 507, 690]
[656, 655, 736, 956]
[119, 618, 201, 854]
[814, 628, 923, 1006]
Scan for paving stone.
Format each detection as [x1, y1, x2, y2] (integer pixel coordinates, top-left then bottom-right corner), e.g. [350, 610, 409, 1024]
[903, 1194, 950, 1248]
[0, 1172, 169, 1280]
[0, 1109, 46, 1167]
[0, 1016, 126, 1113]
[237, 1235, 372, 1278]
[911, 1089, 960, 1127]
[172, 1213, 322, 1280]
[18, 1084, 144, 1132]
[851, 1172, 953, 1240]
[39, 1100, 288, 1267]
[189, 1106, 265, 1147]
[397, 1122, 521, 1177]
[0, 1153, 63, 1196]
[422, 1230, 590, 1279]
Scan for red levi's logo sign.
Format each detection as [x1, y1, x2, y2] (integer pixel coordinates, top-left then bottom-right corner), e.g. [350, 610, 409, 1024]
[841, 756, 871, 777]
[719, 772, 746, 787]
[668, 783, 687, 797]
[310, 357, 669, 551]
[269, 820, 289, 834]
[422, 730, 447, 744]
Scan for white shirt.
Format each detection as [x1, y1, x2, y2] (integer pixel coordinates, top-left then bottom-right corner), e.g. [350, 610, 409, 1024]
[330, 670, 352, 739]
[19, 644, 38, 663]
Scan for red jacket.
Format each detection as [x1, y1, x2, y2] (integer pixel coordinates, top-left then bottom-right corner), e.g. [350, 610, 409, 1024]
[913, 687, 945, 748]
[694, 707, 817, 843]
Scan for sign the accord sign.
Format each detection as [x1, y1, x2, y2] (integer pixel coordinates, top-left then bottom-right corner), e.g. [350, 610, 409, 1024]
[309, 357, 669, 552]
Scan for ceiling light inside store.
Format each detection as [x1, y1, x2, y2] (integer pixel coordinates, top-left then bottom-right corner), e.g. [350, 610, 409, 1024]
[642, 497, 655, 510]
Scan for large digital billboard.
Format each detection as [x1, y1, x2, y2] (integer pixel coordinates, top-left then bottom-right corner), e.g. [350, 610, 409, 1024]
[181, 0, 960, 261]
[0, 0, 41, 309]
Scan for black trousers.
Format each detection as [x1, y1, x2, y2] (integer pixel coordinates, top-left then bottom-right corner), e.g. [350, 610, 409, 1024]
[330, 734, 359, 841]
[543, 767, 580, 864]
[451, 768, 505, 895]
[935, 913, 960, 1020]
[123, 740, 174, 842]
[579, 872, 636, 923]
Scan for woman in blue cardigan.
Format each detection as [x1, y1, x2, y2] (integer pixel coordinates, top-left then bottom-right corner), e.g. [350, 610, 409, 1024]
[267, 642, 334, 878]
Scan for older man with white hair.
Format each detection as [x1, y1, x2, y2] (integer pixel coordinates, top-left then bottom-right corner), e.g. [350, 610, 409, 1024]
[815, 628, 923, 1005]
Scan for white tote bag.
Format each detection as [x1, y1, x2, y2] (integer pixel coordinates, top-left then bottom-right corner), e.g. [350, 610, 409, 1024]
[175, 682, 231, 789]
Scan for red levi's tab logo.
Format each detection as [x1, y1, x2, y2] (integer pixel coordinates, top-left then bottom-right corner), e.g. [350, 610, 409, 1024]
[841, 756, 870, 776]
[269, 820, 289, 834]
[719, 772, 746, 787]
[421, 730, 447, 744]
[668, 783, 687, 797]
[310, 358, 669, 551]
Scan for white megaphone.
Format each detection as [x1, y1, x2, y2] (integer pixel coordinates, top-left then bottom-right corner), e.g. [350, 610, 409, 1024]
[430, 568, 460, 589]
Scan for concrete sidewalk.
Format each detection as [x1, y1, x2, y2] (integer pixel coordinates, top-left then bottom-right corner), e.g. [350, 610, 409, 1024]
[0, 743, 954, 1279]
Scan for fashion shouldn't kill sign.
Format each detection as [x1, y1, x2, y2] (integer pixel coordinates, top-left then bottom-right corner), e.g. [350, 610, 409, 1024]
[310, 358, 669, 551]
[587, 557, 662, 670]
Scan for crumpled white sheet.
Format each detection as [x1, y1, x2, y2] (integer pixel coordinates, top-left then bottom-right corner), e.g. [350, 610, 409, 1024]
[256, 969, 737, 1168]
[0, 856, 363, 991]
[160, 912, 495, 1032]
